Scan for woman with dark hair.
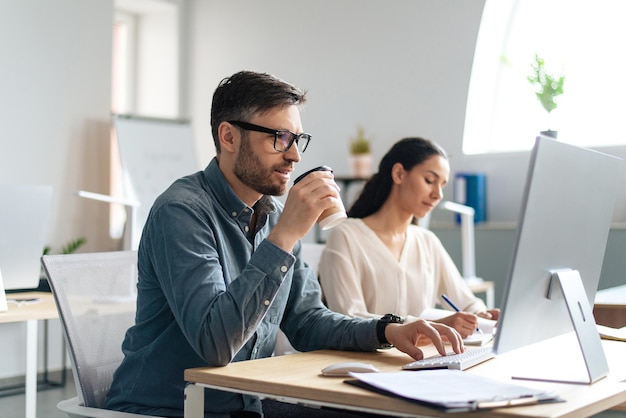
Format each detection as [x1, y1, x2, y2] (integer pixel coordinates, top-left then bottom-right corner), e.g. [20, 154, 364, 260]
[319, 137, 499, 339]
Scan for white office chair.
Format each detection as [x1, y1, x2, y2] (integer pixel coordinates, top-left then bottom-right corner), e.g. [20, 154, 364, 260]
[273, 242, 326, 356]
[301, 242, 325, 278]
[42, 251, 161, 418]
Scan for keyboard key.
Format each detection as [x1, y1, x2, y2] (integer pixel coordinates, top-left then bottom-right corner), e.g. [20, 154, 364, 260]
[402, 346, 495, 371]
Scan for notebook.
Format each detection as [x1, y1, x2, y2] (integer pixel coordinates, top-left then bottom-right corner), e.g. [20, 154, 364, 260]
[0, 184, 53, 291]
[597, 324, 626, 342]
[346, 370, 561, 412]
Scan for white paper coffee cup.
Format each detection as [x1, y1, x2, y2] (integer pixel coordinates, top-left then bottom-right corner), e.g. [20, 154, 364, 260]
[293, 165, 347, 230]
[318, 209, 347, 230]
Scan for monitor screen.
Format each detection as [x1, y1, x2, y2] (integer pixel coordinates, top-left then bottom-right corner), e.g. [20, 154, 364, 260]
[493, 136, 622, 383]
[0, 184, 53, 291]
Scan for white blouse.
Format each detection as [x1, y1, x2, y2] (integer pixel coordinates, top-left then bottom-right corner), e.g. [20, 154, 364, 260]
[318, 218, 486, 322]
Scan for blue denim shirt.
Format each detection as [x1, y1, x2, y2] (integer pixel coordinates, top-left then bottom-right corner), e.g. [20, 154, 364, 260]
[104, 158, 379, 417]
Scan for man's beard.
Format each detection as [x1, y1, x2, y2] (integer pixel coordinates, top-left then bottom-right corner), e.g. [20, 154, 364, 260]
[234, 137, 289, 196]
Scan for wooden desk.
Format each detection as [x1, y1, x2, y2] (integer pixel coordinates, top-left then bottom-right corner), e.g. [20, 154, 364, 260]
[184, 339, 626, 418]
[0, 292, 59, 418]
[594, 284, 626, 328]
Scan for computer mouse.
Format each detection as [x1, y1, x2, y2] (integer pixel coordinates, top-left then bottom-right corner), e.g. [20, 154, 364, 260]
[321, 361, 380, 377]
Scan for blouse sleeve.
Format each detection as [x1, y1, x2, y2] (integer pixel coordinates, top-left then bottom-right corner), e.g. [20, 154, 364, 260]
[318, 224, 382, 320]
[427, 230, 487, 314]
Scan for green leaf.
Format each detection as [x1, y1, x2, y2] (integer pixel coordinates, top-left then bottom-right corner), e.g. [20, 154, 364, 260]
[61, 237, 87, 254]
[528, 54, 565, 113]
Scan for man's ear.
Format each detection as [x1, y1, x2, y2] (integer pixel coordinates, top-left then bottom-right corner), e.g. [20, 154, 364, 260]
[218, 121, 237, 153]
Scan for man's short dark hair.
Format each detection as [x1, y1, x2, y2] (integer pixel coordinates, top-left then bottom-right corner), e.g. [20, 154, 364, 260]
[210, 71, 307, 153]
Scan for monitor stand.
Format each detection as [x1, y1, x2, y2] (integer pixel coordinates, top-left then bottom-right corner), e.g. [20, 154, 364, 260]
[512, 269, 609, 385]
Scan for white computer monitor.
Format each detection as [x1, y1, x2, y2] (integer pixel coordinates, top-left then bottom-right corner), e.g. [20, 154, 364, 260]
[0, 184, 53, 291]
[493, 136, 622, 384]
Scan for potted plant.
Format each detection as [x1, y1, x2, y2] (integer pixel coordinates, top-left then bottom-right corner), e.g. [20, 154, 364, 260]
[527, 54, 565, 138]
[42, 237, 87, 256]
[38, 237, 87, 291]
[348, 125, 372, 178]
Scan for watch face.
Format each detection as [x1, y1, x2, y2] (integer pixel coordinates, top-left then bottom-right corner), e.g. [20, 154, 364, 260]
[383, 314, 403, 324]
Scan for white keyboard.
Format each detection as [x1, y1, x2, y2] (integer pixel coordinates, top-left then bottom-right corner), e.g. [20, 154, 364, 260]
[402, 346, 495, 371]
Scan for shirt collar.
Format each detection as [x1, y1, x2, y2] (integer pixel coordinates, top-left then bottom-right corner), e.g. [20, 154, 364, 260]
[203, 157, 277, 220]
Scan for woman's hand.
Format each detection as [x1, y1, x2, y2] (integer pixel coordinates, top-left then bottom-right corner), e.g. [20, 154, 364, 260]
[384, 319, 465, 361]
[477, 308, 500, 321]
[434, 312, 479, 339]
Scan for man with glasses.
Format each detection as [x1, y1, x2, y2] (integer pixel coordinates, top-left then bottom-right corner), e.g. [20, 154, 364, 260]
[105, 70, 463, 418]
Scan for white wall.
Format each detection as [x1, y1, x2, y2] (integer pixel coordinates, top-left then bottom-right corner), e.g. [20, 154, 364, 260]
[187, 0, 626, 226]
[135, 2, 180, 118]
[188, 0, 485, 180]
[0, 0, 117, 253]
[0, 0, 114, 379]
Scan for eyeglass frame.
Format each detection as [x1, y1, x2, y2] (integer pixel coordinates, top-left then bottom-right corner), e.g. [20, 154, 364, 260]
[228, 120, 312, 153]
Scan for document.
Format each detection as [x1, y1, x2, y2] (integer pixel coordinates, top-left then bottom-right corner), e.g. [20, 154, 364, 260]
[597, 324, 626, 342]
[463, 333, 493, 346]
[346, 370, 561, 412]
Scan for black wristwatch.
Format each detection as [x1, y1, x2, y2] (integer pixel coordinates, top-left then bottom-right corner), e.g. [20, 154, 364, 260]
[376, 313, 404, 348]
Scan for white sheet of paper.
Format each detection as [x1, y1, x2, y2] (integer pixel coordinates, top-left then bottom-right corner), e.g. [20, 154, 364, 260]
[463, 333, 493, 346]
[349, 370, 556, 410]
[597, 324, 626, 341]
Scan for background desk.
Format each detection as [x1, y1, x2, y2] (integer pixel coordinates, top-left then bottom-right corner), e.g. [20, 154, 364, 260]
[594, 284, 626, 328]
[184, 338, 626, 418]
[0, 292, 59, 418]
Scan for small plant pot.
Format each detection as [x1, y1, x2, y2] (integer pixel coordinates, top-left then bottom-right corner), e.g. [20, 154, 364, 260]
[540, 130, 558, 139]
[349, 154, 372, 178]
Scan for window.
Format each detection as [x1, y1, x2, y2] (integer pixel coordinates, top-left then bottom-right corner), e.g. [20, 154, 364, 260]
[109, 11, 136, 239]
[110, 0, 181, 240]
[464, 0, 626, 155]
[111, 11, 135, 115]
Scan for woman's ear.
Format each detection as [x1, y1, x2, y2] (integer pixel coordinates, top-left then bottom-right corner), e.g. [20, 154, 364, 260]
[391, 162, 406, 185]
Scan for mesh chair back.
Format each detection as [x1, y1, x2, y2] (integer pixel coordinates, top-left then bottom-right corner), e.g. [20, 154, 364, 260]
[42, 251, 138, 408]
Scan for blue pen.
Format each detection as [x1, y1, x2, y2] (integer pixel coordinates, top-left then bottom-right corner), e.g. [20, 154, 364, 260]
[441, 293, 483, 334]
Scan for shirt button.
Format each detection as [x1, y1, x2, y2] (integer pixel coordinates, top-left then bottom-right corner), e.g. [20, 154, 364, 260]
[280, 265, 288, 273]
[231, 211, 237, 217]
[264, 300, 270, 306]
[244, 226, 249, 232]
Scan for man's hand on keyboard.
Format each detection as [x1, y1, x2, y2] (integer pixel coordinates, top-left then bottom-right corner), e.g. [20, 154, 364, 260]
[385, 319, 465, 361]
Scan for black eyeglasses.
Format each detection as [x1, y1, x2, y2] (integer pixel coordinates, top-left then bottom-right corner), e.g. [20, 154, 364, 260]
[228, 120, 311, 153]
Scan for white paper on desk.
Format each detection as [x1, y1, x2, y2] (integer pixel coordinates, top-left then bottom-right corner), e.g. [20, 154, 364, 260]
[420, 308, 497, 336]
[597, 324, 626, 342]
[348, 370, 557, 411]
[463, 333, 493, 346]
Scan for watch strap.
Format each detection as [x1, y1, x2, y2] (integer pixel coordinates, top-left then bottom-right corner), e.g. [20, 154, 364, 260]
[376, 313, 404, 347]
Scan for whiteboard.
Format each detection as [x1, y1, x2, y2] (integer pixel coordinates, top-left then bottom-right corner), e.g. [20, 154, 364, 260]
[114, 116, 198, 248]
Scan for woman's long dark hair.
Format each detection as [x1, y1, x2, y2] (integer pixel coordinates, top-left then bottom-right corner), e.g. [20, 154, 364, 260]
[348, 137, 448, 218]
